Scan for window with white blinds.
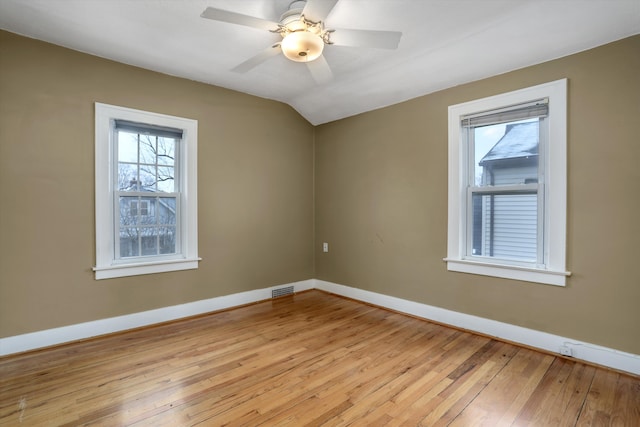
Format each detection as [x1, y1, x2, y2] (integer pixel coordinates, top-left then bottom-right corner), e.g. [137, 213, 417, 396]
[446, 80, 570, 286]
[463, 99, 547, 265]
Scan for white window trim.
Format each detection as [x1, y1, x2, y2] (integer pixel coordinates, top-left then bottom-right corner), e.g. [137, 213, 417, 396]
[445, 79, 570, 286]
[94, 103, 199, 280]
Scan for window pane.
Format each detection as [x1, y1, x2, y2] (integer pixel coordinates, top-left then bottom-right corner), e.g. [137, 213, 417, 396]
[139, 197, 156, 225]
[139, 168, 156, 191]
[159, 226, 176, 254]
[157, 166, 175, 192]
[157, 137, 175, 166]
[471, 193, 537, 262]
[139, 135, 157, 164]
[140, 227, 157, 256]
[119, 196, 138, 226]
[159, 197, 176, 225]
[119, 227, 139, 257]
[118, 131, 138, 163]
[473, 119, 539, 186]
[118, 163, 138, 191]
[140, 200, 149, 216]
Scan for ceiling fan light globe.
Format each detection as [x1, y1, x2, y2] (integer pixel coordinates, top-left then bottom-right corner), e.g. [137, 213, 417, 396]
[281, 31, 324, 62]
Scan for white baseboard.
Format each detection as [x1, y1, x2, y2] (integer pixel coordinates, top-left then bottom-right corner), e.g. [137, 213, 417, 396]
[313, 279, 640, 376]
[0, 279, 315, 357]
[2, 278, 638, 376]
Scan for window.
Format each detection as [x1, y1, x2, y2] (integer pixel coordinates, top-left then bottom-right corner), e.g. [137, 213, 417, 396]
[446, 80, 569, 286]
[129, 200, 149, 217]
[94, 103, 199, 279]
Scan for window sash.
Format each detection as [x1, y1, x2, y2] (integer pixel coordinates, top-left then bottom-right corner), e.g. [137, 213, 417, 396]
[112, 121, 182, 262]
[465, 187, 544, 265]
[114, 192, 180, 260]
[116, 130, 178, 193]
[468, 184, 539, 194]
[463, 113, 547, 267]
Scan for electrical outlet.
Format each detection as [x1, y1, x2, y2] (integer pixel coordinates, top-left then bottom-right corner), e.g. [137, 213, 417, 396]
[559, 345, 573, 357]
[323, 242, 329, 253]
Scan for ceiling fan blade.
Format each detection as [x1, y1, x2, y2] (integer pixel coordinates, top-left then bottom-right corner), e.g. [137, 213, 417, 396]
[302, 0, 339, 23]
[307, 55, 333, 84]
[330, 29, 402, 50]
[232, 44, 282, 73]
[201, 7, 279, 32]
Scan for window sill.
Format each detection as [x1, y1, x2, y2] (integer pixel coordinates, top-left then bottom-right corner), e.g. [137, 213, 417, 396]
[443, 258, 570, 286]
[93, 257, 201, 280]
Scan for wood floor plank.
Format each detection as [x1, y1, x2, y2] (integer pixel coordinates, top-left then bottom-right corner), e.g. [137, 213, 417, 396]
[609, 373, 640, 426]
[1, 290, 638, 426]
[511, 357, 587, 426]
[577, 368, 640, 427]
[448, 348, 555, 426]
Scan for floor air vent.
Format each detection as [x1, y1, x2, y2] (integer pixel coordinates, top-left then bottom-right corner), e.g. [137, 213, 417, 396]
[272, 286, 294, 298]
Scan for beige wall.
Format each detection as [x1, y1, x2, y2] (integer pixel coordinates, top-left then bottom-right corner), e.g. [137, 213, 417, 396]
[315, 35, 640, 355]
[2, 29, 639, 356]
[0, 31, 314, 337]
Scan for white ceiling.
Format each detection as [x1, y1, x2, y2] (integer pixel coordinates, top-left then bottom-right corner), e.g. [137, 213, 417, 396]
[1, 0, 638, 125]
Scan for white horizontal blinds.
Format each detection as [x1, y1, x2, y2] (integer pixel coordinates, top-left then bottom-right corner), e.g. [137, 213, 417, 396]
[114, 119, 183, 139]
[462, 98, 548, 127]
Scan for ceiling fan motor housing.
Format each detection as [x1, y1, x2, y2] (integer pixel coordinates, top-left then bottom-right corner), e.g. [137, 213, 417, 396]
[280, 1, 306, 28]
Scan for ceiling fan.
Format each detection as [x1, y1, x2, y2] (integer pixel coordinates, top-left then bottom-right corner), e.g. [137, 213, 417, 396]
[201, 0, 402, 84]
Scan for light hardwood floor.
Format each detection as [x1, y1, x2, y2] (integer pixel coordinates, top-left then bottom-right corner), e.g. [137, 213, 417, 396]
[1, 290, 638, 426]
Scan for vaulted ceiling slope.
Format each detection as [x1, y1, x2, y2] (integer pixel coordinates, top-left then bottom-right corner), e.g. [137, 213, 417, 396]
[1, 0, 638, 125]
